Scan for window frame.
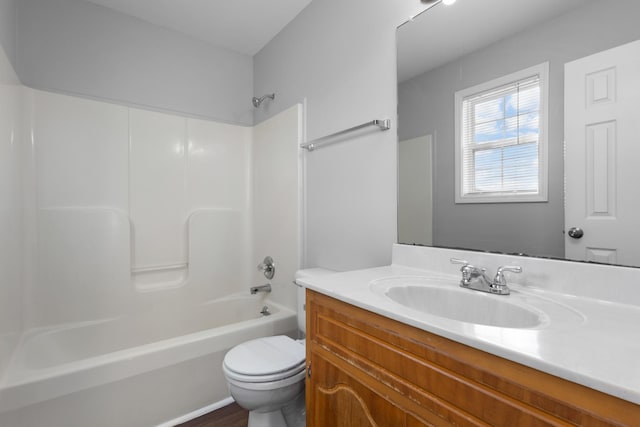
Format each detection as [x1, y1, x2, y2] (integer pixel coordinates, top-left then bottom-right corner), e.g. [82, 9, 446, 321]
[454, 62, 549, 204]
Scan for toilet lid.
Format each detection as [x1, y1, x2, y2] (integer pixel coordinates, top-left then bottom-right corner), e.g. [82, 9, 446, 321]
[224, 335, 305, 377]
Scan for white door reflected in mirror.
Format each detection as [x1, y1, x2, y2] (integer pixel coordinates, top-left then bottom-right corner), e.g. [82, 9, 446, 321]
[564, 39, 640, 266]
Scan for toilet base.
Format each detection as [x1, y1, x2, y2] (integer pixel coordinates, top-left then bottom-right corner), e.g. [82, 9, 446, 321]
[247, 391, 305, 427]
[248, 409, 287, 427]
[282, 391, 305, 427]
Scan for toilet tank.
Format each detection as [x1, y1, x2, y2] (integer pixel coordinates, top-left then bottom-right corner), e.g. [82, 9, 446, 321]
[294, 268, 335, 334]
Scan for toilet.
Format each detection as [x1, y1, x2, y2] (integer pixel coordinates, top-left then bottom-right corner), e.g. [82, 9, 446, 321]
[222, 269, 332, 427]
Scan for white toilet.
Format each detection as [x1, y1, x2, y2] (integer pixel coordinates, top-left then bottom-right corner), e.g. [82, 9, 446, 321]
[222, 335, 306, 427]
[222, 269, 332, 427]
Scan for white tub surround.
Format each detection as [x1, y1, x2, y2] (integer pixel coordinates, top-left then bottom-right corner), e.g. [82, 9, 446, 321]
[0, 86, 303, 426]
[296, 244, 640, 405]
[251, 104, 303, 311]
[25, 90, 255, 328]
[0, 39, 23, 386]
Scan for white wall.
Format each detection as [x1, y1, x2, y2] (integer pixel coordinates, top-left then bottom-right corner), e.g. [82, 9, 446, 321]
[16, 0, 254, 126]
[0, 37, 22, 379]
[12, 0, 431, 274]
[7, 0, 426, 327]
[254, 0, 428, 271]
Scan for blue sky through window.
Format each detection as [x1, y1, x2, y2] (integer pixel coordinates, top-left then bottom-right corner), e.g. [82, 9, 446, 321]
[473, 86, 539, 144]
[473, 143, 538, 192]
[468, 83, 540, 193]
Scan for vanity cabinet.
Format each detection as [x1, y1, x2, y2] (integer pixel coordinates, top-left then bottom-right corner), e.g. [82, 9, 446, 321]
[305, 289, 640, 427]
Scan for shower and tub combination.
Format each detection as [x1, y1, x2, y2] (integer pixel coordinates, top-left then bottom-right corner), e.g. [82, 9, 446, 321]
[0, 84, 303, 427]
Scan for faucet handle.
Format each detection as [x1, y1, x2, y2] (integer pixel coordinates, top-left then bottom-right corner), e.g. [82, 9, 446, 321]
[257, 256, 275, 280]
[451, 258, 474, 285]
[492, 265, 522, 291]
[498, 265, 522, 273]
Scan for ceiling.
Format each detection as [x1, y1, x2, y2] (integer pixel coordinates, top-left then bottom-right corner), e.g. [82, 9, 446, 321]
[398, 0, 592, 82]
[81, 0, 313, 56]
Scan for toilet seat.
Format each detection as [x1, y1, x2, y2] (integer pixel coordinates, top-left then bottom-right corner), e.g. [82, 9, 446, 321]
[224, 366, 307, 392]
[223, 335, 306, 384]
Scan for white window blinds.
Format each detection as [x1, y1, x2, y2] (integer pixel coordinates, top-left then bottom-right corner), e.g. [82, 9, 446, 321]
[455, 63, 548, 203]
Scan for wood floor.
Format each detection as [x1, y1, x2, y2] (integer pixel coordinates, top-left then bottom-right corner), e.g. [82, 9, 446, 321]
[176, 403, 248, 427]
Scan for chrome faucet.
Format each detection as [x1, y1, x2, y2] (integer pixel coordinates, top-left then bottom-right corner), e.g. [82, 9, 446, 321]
[250, 284, 272, 294]
[450, 258, 522, 295]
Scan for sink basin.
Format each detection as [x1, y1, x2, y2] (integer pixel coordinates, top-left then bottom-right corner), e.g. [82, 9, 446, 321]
[370, 277, 544, 328]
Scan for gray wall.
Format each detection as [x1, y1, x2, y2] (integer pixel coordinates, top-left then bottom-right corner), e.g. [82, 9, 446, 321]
[16, 0, 254, 125]
[398, 0, 640, 258]
[0, 0, 16, 68]
[254, 0, 428, 271]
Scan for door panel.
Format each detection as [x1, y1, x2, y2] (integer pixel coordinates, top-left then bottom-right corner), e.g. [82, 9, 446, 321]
[565, 39, 640, 266]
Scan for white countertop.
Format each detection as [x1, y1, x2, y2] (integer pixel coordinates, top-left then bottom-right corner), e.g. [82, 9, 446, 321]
[298, 260, 640, 405]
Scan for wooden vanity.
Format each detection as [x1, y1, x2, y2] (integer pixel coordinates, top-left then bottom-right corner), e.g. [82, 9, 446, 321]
[305, 289, 640, 427]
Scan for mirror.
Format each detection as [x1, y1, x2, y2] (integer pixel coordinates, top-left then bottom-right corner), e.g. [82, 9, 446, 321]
[397, 0, 640, 267]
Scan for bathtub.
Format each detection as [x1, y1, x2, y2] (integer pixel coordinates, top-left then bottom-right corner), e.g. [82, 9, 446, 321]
[0, 293, 297, 427]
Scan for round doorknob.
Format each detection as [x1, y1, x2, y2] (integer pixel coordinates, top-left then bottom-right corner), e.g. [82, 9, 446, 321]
[567, 227, 584, 239]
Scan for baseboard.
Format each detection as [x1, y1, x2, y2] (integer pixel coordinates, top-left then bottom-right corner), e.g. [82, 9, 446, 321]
[155, 396, 235, 427]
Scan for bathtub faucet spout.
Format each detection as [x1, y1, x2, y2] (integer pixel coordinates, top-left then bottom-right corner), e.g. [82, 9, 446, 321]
[250, 284, 272, 294]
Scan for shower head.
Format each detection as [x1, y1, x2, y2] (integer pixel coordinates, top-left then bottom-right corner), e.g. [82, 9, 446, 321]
[252, 93, 275, 108]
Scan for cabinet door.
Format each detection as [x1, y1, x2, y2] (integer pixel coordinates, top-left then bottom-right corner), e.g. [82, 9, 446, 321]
[306, 349, 407, 427]
[306, 289, 640, 427]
